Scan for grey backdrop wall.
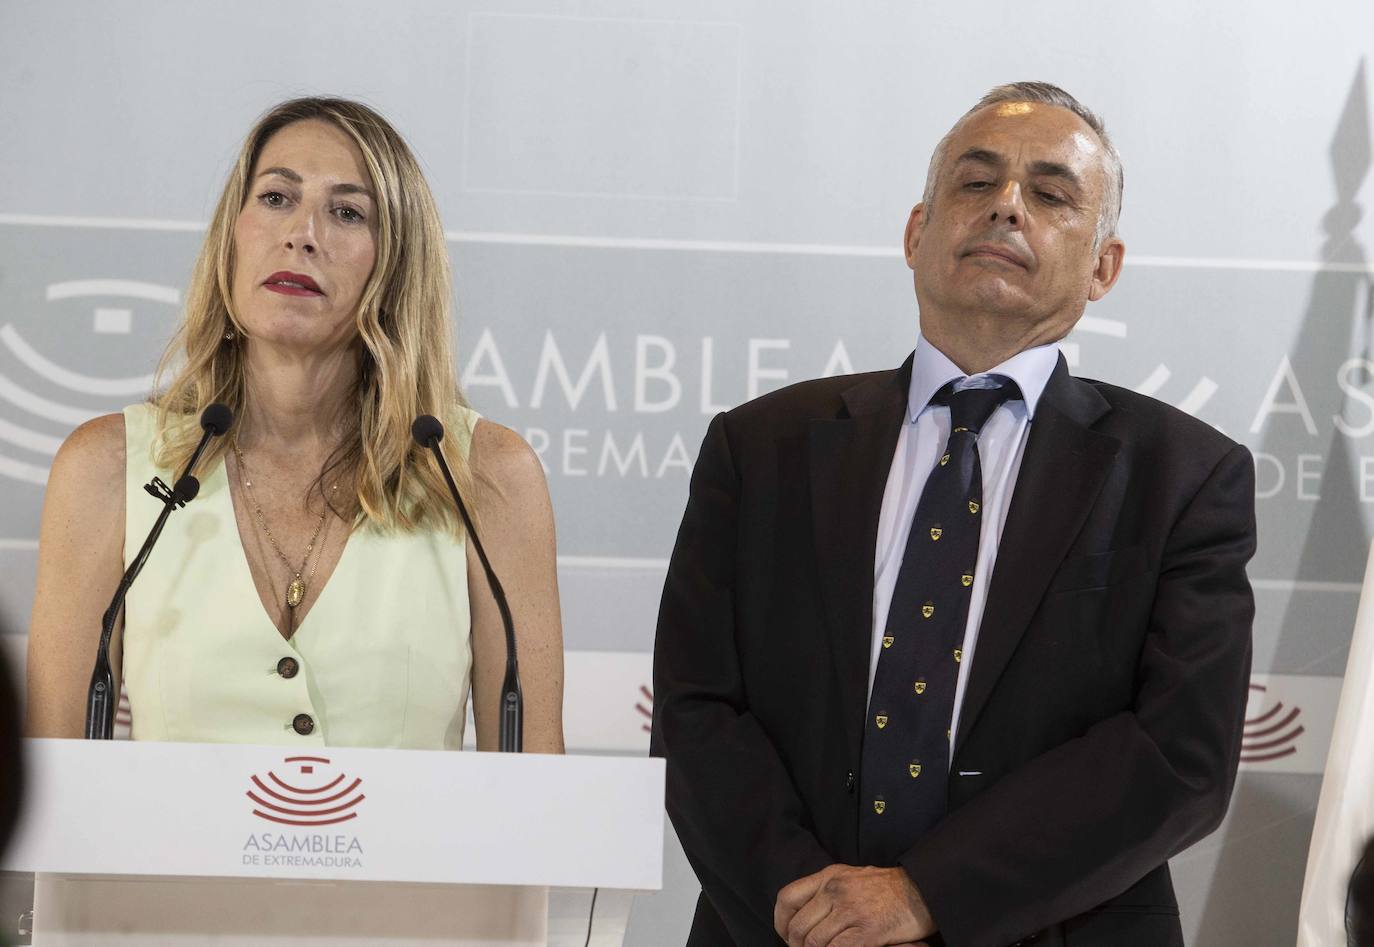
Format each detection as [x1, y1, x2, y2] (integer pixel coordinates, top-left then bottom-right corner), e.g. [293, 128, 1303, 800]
[3, 1, 1373, 943]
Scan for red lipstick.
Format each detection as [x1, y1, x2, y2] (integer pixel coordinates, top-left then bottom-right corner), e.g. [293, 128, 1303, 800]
[263, 271, 324, 296]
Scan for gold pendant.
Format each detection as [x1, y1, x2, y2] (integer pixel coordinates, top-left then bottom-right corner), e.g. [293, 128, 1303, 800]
[286, 578, 305, 609]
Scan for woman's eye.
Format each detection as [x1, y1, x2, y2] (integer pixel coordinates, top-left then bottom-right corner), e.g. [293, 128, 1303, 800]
[258, 191, 288, 208]
[334, 206, 365, 224]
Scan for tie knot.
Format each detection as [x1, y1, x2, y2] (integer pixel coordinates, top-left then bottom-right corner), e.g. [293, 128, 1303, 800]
[941, 381, 1018, 435]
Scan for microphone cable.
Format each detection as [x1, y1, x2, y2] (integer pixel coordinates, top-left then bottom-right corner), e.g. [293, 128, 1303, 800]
[583, 887, 599, 947]
[411, 414, 524, 752]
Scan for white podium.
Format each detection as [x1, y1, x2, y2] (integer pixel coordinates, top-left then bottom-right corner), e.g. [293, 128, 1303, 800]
[3, 739, 664, 946]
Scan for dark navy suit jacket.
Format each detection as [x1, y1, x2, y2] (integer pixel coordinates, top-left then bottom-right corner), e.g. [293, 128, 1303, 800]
[652, 354, 1257, 947]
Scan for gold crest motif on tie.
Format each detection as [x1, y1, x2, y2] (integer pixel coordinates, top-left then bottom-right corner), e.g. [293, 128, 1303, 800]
[909, 762, 922, 778]
[922, 603, 935, 619]
[914, 679, 927, 695]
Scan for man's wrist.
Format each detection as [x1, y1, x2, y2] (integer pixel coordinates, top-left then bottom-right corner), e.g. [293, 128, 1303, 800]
[897, 864, 936, 932]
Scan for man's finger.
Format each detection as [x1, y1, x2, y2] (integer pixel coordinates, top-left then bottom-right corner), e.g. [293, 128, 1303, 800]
[779, 865, 837, 907]
[823, 928, 866, 947]
[799, 911, 860, 947]
[783, 893, 833, 947]
[775, 864, 842, 935]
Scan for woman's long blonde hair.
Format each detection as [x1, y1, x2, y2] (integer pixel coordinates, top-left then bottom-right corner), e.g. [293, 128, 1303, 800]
[153, 96, 471, 533]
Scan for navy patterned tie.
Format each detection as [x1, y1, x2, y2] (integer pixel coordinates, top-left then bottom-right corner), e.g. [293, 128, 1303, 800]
[859, 379, 1018, 866]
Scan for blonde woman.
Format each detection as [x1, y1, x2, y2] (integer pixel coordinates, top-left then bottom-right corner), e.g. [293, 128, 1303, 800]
[26, 98, 564, 753]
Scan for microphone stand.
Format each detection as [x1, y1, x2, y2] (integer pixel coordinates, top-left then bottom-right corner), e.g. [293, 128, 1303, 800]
[84, 406, 232, 739]
[412, 416, 523, 752]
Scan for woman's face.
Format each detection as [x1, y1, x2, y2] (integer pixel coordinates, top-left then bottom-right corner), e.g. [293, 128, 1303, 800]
[230, 119, 379, 354]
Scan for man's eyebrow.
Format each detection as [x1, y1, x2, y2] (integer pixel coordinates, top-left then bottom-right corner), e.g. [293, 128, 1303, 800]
[1027, 160, 1083, 189]
[952, 151, 1085, 190]
[954, 148, 1003, 168]
[255, 166, 374, 199]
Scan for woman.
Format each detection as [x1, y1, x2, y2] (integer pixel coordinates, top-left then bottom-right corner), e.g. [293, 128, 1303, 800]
[25, 97, 564, 752]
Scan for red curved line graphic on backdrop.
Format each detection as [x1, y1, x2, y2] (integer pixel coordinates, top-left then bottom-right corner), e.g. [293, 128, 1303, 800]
[284, 756, 332, 764]
[1241, 726, 1305, 753]
[1243, 708, 1301, 739]
[251, 776, 362, 806]
[268, 771, 346, 795]
[1243, 703, 1283, 726]
[246, 791, 365, 818]
[1240, 746, 1298, 762]
[252, 809, 359, 827]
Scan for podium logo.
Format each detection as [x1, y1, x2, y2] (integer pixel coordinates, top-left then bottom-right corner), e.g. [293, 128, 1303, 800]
[246, 756, 366, 826]
[1240, 683, 1306, 763]
[635, 684, 653, 734]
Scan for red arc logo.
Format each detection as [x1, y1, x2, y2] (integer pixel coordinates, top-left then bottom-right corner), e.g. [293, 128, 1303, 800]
[246, 756, 366, 826]
[1240, 684, 1305, 763]
[636, 685, 653, 734]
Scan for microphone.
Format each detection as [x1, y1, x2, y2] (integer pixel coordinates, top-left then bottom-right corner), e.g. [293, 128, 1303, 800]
[411, 414, 523, 753]
[84, 403, 234, 739]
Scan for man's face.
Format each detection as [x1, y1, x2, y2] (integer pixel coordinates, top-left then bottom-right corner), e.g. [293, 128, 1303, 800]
[906, 102, 1123, 341]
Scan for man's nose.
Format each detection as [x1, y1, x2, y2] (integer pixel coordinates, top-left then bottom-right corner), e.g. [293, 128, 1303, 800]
[988, 180, 1026, 228]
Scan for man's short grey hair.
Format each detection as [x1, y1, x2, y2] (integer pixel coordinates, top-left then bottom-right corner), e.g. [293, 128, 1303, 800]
[921, 81, 1124, 247]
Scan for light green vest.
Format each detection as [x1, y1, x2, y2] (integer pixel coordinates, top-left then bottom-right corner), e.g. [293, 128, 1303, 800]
[121, 403, 475, 749]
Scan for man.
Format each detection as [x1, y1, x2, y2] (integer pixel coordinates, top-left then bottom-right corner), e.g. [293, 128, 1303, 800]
[1353, 837, 1374, 946]
[0, 641, 19, 857]
[651, 82, 1256, 947]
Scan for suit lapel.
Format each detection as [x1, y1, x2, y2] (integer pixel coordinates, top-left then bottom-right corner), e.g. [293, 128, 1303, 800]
[809, 358, 911, 761]
[954, 359, 1121, 753]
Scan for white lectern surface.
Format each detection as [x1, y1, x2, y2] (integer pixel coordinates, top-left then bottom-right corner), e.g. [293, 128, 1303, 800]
[7, 738, 664, 890]
[4, 739, 664, 946]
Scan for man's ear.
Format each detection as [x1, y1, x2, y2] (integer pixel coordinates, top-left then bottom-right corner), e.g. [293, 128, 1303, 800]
[1087, 236, 1125, 301]
[904, 203, 926, 270]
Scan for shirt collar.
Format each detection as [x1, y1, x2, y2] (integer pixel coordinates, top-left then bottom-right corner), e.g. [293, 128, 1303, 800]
[907, 333, 1061, 422]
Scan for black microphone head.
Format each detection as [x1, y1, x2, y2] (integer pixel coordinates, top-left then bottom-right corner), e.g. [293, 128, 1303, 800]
[200, 403, 233, 436]
[173, 475, 201, 503]
[411, 414, 444, 448]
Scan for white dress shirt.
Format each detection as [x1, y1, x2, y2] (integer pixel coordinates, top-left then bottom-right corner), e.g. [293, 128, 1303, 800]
[868, 335, 1062, 760]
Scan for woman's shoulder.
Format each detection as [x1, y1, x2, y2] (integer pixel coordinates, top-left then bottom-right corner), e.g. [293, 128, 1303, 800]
[467, 418, 546, 501]
[55, 413, 126, 472]
[47, 412, 127, 512]
[462, 418, 555, 573]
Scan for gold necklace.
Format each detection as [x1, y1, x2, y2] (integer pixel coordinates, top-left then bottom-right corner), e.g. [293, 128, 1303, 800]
[232, 441, 337, 614]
